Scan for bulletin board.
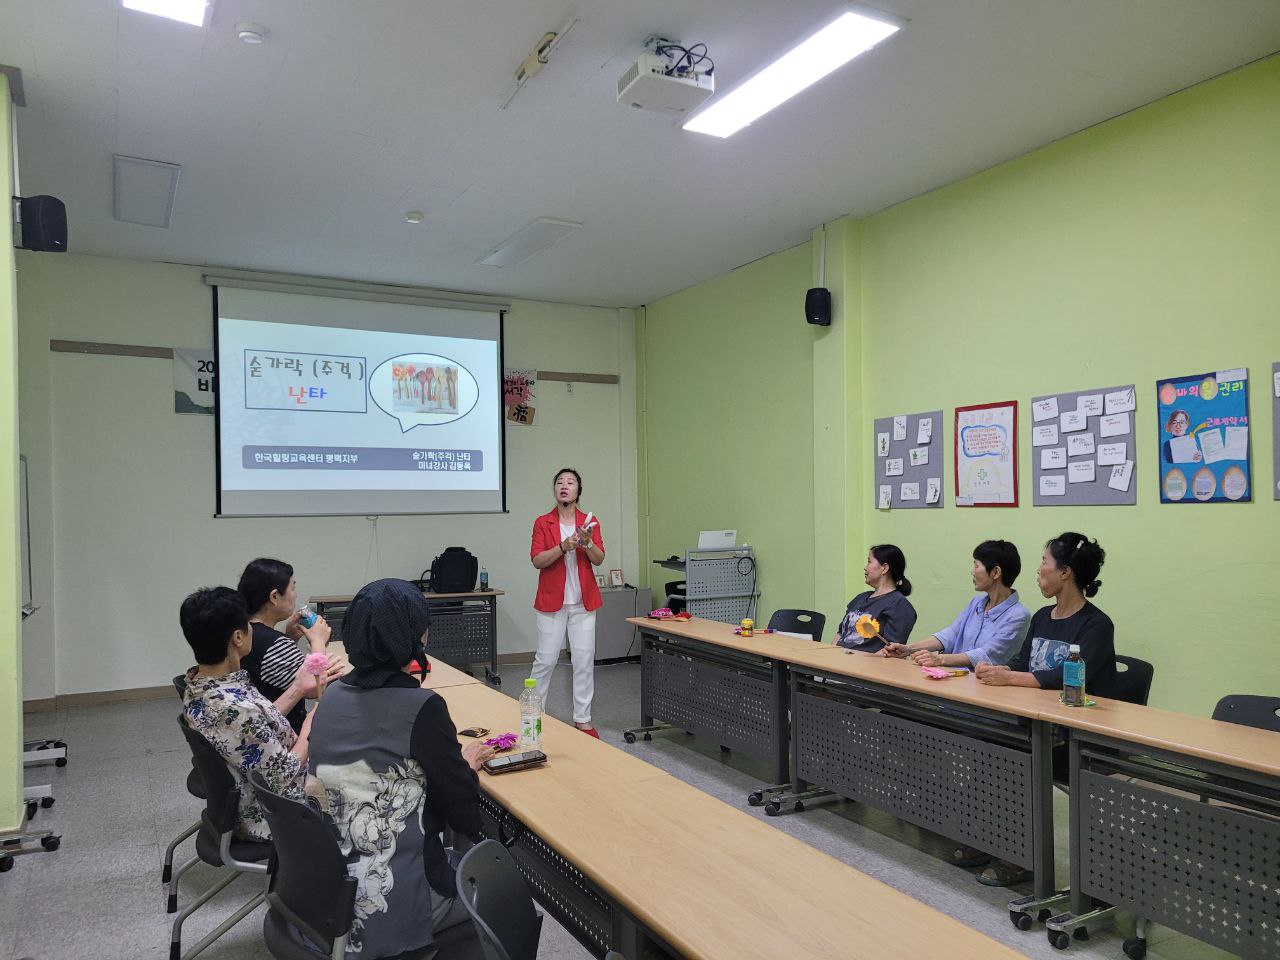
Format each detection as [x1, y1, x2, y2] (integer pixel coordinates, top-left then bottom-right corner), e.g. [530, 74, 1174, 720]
[954, 401, 1017, 507]
[873, 409, 944, 509]
[1156, 368, 1251, 503]
[1273, 361, 1279, 501]
[1030, 384, 1137, 506]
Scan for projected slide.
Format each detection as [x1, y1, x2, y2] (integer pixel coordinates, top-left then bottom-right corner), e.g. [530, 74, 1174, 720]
[215, 293, 504, 517]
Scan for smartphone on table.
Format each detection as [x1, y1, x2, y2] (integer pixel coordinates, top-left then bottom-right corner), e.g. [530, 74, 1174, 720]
[482, 750, 548, 775]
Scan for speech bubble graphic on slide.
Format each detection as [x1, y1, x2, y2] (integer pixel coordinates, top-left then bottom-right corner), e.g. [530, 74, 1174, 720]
[370, 353, 478, 431]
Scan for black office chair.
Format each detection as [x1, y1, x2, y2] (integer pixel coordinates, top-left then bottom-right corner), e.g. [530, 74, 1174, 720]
[162, 676, 206, 887]
[169, 717, 273, 960]
[1110, 655, 1155, 706]
[456, 839, 543, 960]
[1212, 694, 1280, 731]
[664, 580, 686, 615]
[248, 770, 356, 960]
[766, 609, 826, 643]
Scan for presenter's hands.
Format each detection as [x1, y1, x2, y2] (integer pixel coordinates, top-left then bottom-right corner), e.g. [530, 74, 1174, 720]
[574, 526, 593, 548]
[910, 649, 943, 667]
[299, 616, 333, 649]
[560, 536, 578, 554]
[462, 741, 496, 772]
[880, 643, 909, 658]
[975, 663, 1012, 686]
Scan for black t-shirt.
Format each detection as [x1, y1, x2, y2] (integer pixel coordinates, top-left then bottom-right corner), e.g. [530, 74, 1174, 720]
[834, 590, 918, 652]
[241, 622, 306, 732]
[1009, 602, 1118, 698]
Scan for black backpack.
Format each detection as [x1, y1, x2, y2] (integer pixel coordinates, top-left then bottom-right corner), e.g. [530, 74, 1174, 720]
[429, 547, 479, 593]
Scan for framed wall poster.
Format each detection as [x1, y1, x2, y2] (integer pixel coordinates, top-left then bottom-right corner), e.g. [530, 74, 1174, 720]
[1156, 368, 1251, 503]
[954, 401, 1018, 506]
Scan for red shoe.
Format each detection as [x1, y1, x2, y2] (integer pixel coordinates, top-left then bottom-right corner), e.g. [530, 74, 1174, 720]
[577, 726, 600, 739]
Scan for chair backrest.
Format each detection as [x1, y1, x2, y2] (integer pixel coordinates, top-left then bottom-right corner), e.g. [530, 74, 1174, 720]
[1111, 655, 1154, 706]
[173, 673, 188, 698]
[177, 715, 242, 834]
[664, 580, 686, 597]
[456, 840, 542, 960]
[766, 609, 826, 643]
[248, 770, 356, 951]
[1212, 694, 1280, 732]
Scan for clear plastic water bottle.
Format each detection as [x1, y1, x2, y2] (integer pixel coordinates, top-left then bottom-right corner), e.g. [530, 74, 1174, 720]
[479, 567, 489, 590]
[519, 678, 542, 749]
[298, 604, 318, 629]
[1061, 644, 1085, 706]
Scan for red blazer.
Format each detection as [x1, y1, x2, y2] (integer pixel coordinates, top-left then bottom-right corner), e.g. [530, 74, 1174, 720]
[531, 507, 604, 613]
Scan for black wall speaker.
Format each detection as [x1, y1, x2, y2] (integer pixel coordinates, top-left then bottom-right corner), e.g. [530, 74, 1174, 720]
[805, 286, 831, 326]
[19, 195, 67, 252]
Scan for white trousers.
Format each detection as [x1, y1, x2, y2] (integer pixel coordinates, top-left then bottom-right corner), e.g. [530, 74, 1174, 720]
[531, 604, 597, 724]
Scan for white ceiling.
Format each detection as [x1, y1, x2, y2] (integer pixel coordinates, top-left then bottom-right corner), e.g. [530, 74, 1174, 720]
[2, 1, 1279, 307]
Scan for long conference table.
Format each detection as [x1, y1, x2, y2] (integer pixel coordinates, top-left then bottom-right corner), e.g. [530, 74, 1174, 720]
[421, 657, 1026, 960]
[628, 616, 1280, 958]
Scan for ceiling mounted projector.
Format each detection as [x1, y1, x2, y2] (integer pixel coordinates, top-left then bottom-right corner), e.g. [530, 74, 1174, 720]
[617, 53, 714, 115]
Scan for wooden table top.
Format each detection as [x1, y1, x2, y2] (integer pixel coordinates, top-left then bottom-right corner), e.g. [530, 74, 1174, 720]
[433, 681, 1026, 960]
[418, 658, 484, 691]
[630, 617, 1280, 774]
[627, 616, 1050, 720]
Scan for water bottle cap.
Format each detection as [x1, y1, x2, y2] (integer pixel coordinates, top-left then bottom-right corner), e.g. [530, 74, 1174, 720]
[524, 678, 537, 688]
[1069, 644, 1081, 654]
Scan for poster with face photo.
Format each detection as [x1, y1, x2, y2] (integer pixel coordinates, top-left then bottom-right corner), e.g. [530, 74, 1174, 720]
[1156, 369, 1251, 503]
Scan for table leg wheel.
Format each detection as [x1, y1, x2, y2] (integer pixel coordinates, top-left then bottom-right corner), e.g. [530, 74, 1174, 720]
[747, 791, 763, 806]
[40, 835, 60, 851]
[41, 797, 54, 809]
[764, 801, 781, 817]
[1048, 930, 1071, 950]
[0, 854, 13, 872]
[25, 800, 37, 821]
[623, 732, 637, 744]
[54, 741, 68, 767]
[1122, 937, 1147, 960]
[1038, 909, 1053, 923]
[1010, 910, 1033, 931]
[794, 801, 806, 813]
[642, 733, 652, 741]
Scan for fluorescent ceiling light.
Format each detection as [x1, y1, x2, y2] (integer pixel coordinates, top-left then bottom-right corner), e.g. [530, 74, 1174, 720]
[479, 218, 581, 268]
[683, 5, 901, 138]
[121, 0, 210, 27]
[114, 155, 182, 228]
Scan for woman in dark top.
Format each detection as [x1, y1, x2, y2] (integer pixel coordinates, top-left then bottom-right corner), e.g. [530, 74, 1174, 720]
[975, 532, 1116, 697]
[833, 544, 917, 652]
[308, 579, 494, 960]
[972, 531, 1115, 887]
[237, 557, 340, 732]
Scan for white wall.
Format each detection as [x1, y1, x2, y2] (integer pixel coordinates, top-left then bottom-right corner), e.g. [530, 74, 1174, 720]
[17, 253, 638, 698]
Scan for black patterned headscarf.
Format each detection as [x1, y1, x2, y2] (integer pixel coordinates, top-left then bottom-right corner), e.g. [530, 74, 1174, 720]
[342, 578, 430, 688]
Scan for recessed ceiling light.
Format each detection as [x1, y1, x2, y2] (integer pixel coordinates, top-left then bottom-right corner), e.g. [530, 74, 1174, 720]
[235, 21, 266, 44]
[683, 5, 901, 138]
[404, 211, 425, 224]
[479, 218, 581, 268]
[120, 0, 211, 27]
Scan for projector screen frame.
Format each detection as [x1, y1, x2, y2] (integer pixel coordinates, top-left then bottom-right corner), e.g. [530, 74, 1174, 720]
[210, 285, 509, 519]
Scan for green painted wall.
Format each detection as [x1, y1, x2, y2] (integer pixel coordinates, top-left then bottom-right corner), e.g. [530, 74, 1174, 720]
[1, 77, 23, 833]
[638, 56, 1280, 718]
[638, 242, 816, 619]
[860, 56, 1280, 717]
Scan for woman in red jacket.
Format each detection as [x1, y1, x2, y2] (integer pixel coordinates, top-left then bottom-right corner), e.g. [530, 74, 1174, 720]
[529, 468, 605, 737]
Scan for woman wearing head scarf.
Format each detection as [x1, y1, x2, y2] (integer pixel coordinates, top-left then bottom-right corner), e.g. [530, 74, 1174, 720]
[308, 579, 494, 960]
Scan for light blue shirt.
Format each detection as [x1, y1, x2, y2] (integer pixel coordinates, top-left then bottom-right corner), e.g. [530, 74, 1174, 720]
[931, 591, 1030, 667]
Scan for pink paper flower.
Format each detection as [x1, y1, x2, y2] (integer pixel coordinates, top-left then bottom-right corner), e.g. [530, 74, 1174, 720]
[303, 652, 328, 676]
[484, 733, 518, 751]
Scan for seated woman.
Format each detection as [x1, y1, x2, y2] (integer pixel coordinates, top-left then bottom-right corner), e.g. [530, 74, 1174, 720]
[970, 531, 1116, 886]
[237, 557, 341, 732]
[833, 545, 917, 652]
[882, 540, 1029, 668]
[308, 579, 494, 960]
[180, 586, 312, 841]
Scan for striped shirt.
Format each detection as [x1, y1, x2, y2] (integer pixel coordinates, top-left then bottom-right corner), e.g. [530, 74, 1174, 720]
[242, 622, 305, 731]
